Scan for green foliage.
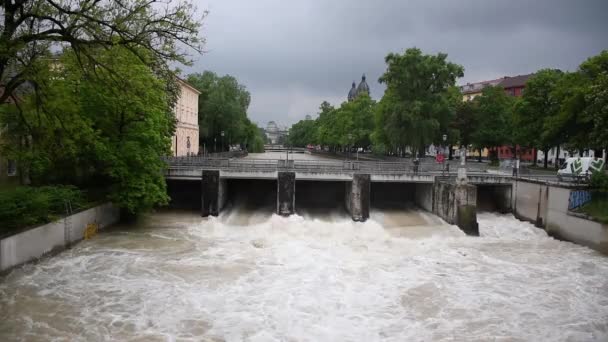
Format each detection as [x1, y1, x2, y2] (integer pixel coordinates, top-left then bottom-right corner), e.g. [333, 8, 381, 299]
[0, 186, 85, 233]
[471, 86, 516, 162]
[287, 119, 317, 147]
[452, 99, 477, 147]
[186, 71, 261, 152]
[590, 171, 608, 193]
[0, 47, 174, 213]
[513, 69, 564, 152]
[294, 95, 375, 150]
[0, 0, 203, 104]
[376, 48, 464, 156]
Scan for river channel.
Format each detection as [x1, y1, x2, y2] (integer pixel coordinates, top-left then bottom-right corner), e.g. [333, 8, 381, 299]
[1, 153, 607, 341]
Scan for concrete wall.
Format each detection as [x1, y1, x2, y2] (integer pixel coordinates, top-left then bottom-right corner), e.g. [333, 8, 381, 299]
[0, 203, 120, 272]
[513, 179, 608, 254]
[513, 180, 548, 227]
[414, 184, 433, 212]
[545, 186, 608, 254]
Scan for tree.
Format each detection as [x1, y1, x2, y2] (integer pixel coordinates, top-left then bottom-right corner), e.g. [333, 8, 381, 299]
[186, 71, 253, 151]
[513, 69, 564, 167]
[579, 51, 608, 152]
[377, 48, 464, 157]
[452, 99, 477, 148]
[287, 119, 317, 147]
[0, 46, 174, 213]
[546, 51, 608, 157]
[0, 0, 203, 104]
[471, 85, 515, 164]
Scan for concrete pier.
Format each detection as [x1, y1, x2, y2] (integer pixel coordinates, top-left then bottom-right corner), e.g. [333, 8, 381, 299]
[433, 181, 479, 235]
[277, 171, 295, 215]
[201, 170, 226, 217]
[345, 174, 370, 222]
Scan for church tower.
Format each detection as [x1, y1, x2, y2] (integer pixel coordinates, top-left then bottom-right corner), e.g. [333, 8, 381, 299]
[347, 81, 357, 102]
[348, 74, 370, 101]
[356, 74, 370, 97]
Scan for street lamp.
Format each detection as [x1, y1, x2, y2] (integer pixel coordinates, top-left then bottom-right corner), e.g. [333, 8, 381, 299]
[221, 130, 225, 152]
[348, 133, 353, 161]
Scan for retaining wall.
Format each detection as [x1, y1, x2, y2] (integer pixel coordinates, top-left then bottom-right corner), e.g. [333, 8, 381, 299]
[0, 203, 120, 273]
[513, 179, 608, 254]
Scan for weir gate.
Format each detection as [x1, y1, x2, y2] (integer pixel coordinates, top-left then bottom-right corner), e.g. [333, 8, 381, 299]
[164, 157, 514, 235]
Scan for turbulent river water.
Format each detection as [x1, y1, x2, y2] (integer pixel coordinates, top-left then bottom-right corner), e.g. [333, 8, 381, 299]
[1, 208, 608, 341]
[2, 153, 608, 341]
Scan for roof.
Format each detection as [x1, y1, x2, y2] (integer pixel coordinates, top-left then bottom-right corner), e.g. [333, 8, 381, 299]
[176, 77, 202, 95]
[459, 78, 503, 94]
[497, 73, 534, 89]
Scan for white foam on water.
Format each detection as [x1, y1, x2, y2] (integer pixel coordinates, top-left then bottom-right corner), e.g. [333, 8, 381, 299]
[1, 210, 608, 341]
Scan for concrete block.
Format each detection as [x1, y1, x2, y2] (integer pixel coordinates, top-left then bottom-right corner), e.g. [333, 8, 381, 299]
[346, 174, 370, 222]
[277, 171, 295, 215]
[201, 170, 221, 217]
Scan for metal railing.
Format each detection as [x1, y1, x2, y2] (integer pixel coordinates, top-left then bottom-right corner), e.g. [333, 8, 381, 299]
[163, 156, 471, 175]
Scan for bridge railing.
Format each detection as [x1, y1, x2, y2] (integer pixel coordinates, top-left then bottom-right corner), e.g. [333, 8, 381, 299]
[163, 157, 473, 174]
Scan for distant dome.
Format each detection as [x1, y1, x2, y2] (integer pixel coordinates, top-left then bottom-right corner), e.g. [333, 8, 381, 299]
[266, 121, 278, 133]
[347, 81, 357, 102]
[356, 74, 369, 96]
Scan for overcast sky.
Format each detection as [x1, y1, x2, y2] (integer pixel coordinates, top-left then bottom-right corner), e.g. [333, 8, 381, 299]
[185, 0, 608, 128]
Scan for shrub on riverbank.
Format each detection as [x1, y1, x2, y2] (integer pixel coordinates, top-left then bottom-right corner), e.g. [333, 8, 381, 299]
[0, 185, 85, 235]
[579, 172, 608, 223]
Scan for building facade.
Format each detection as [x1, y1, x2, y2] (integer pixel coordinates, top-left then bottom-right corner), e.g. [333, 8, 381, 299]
[171, 79, 200, 157]
[265, 121, 288, 145]
[459, 78, 503, 102]
[459, 73, 536, 161]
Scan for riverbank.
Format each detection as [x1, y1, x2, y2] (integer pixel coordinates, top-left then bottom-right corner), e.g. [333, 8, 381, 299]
[0, 203, 120, 274]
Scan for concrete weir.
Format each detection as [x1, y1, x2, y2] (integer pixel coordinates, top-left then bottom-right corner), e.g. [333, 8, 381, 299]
[277, 171, 296, 216]
[345, 174, 371, 222]
[433, 181, 479, 236]
[201, 170, 226, 217]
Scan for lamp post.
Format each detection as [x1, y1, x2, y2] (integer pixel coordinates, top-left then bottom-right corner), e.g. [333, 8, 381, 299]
[221, 130, 225, 152]
[348, 133, 353, 161]
[442, 134, 448, 174]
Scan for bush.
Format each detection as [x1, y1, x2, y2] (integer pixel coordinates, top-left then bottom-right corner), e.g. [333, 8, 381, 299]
[0, 185, 85, 235]
[589, 171, 608, 192]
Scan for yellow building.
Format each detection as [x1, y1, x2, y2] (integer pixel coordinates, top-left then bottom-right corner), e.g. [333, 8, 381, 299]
[171, 78, 201, 156]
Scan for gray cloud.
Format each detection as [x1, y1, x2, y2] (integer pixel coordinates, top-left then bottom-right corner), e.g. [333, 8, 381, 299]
[186, 0, 608, 127]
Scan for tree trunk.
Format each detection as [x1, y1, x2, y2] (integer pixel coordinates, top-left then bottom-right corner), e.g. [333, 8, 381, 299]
[555, 145, 561, 170]
[478, 148, 482, 162]
[533, 148, 538, 166]
[543, 148, 549, 169]
[448, 145, 453, 160]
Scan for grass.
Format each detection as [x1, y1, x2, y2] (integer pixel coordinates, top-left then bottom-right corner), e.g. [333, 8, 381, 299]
[578, 196, 608, 224]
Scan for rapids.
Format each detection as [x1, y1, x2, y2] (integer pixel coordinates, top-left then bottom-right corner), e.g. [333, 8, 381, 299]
[1, 208, 608, 341]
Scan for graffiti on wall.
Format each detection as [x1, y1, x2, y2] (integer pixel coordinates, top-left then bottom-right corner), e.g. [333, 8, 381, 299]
[568, 190, 592, 210]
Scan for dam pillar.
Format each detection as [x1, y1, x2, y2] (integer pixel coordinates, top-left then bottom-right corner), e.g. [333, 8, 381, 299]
[201, 170, 226, 217]
[433, 181, 479, 236]
[277, 171, 295, 216]
[345, 174, 370, 222]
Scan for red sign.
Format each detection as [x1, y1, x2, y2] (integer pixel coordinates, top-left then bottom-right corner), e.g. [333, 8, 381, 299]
[436, 154, 445, 163]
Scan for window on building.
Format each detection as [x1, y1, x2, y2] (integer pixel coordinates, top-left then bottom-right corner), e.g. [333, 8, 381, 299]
[7, 159, 16, 176]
